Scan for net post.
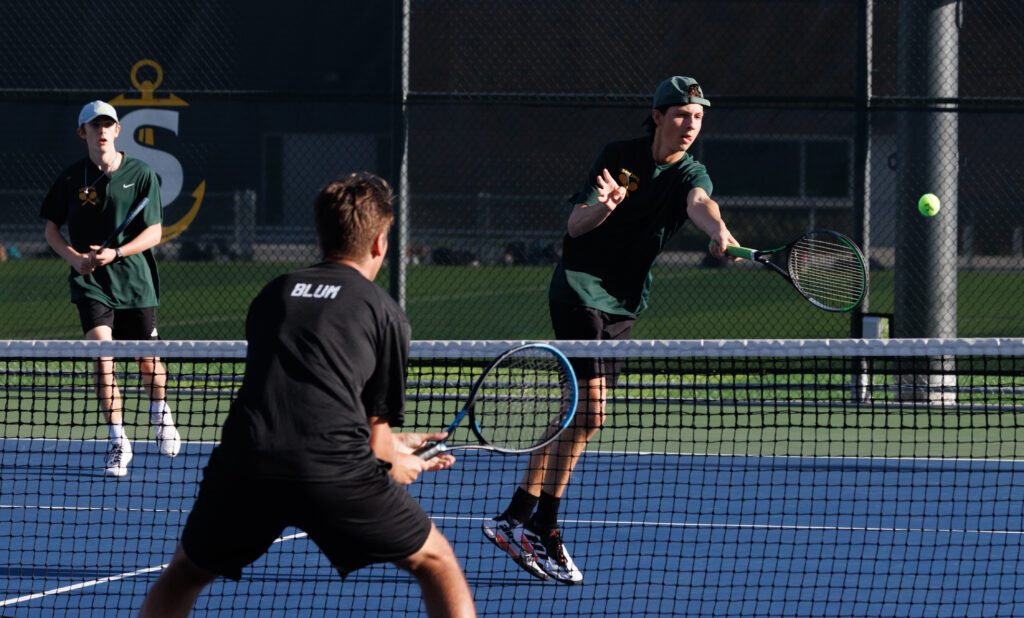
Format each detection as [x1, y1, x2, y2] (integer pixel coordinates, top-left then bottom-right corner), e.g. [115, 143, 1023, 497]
[897, 354, 958, 405]
[233, 189, 256, 261]
[852, 312, 891, 402]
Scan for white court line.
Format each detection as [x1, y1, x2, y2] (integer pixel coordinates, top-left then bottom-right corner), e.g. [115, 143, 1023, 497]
[431, 515, 1024, 538]
[4, 505, 1020, 538]
[0, 437, 221, 446]
[0, 564, 167, 607]
[583, 449, 1024, 465]
[0, 504, 190, 513]
[0, 532, 308, 608]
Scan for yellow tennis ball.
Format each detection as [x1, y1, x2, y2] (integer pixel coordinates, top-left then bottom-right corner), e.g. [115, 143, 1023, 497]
[918, 193, 941, 217]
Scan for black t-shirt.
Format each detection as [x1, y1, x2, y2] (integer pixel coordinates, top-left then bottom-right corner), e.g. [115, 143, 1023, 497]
[207, 262, 411, 484]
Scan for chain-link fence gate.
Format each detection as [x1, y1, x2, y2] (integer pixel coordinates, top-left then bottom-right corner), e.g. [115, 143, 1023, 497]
[1, 0, 1021, 340]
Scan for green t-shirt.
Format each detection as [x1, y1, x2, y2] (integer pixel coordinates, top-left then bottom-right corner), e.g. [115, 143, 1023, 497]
[40, 154, 163, 308]
[549, 137, 713, 316]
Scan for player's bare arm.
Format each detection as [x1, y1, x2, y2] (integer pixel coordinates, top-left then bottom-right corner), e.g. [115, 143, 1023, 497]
[567, 168, 627, 238]
[44, 220, 95, 275]
[685, 187, 738, 259]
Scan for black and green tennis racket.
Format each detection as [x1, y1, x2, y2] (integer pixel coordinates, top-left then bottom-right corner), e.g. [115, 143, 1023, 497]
[725, 229, 868, 312]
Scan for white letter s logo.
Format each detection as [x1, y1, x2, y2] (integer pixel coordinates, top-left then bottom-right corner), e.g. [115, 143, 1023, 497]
[119, 109, 184, 208]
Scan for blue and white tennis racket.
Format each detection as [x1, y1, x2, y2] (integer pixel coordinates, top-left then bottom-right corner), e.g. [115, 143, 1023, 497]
[415, 343, 578, 459]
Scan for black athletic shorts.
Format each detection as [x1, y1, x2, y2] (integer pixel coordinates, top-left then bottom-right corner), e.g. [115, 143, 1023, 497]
[180, 464, 434, 581]
[75, 298, 159, 340]
[549, 301, 634, 387]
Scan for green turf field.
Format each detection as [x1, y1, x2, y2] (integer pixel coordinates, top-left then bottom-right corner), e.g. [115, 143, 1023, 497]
[2, 258, 1023, 339]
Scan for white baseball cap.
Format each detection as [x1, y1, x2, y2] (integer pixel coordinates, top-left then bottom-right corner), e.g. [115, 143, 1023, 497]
[77, 100, 119, 127]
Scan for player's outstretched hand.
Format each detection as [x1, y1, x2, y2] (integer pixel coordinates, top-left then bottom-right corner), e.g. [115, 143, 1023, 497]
[708, 230, 741, 260]
[595, 168, 628, 211]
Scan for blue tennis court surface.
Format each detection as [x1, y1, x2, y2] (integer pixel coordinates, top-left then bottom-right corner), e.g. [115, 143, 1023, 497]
[2, 439, 1023, 617]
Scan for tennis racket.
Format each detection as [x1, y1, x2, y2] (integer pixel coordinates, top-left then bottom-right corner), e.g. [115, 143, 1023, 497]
[725, 229, 868, 312]
[415, 343, 578, 460]
[99, 197, 150, 250]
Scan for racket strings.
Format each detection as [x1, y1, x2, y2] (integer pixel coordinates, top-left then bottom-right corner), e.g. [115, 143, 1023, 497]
[474, 354, 572, 451]
[788, 237, 866, 309]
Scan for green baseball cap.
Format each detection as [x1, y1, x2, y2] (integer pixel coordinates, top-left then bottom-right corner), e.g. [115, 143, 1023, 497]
[652, 76, 710, 108]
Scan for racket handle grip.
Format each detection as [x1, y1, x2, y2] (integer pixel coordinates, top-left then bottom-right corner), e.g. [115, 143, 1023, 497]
[725, 245, 756, 260]
[414, 442, 448, 460]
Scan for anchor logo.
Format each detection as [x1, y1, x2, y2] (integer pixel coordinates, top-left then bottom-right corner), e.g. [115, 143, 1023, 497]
[109, 59, 206, 242]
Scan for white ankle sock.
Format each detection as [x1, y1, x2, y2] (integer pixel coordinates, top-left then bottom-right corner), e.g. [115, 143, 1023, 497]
[149, 401, 173, 425]
[109, 423, 128, 446]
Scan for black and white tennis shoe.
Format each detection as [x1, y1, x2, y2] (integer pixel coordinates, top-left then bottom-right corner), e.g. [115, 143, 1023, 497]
[482, 516, 550, 581]
[522, 523, 583, 585]
[104, 440, 133, 477]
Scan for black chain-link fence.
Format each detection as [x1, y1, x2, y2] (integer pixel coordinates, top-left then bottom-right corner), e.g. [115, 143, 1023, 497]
[1, 0, 1021, 340]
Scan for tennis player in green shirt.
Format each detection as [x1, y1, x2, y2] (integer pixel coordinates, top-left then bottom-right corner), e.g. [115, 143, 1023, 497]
[484, 76, 740, 584]
[41, 101, 180, 477]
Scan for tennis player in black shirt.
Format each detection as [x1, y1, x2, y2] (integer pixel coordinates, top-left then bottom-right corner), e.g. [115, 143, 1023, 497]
[139, 173, 475, 617]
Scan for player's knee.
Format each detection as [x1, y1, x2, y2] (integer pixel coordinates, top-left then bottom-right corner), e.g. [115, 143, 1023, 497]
[577, 405, 606, 433]
[163, 544, 219, 588]
[94, 360, 116, 383]
[396, 527, 459, 576]
[137, 357, 163, 375]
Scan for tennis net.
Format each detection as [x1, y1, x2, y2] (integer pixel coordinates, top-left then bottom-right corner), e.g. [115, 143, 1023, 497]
[1, 338, 1023, 617]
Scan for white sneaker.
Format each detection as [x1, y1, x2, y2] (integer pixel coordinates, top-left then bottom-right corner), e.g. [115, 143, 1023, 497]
[522, 524, 583, 585]
[482, 517, 550, 581]
[153, 418, 181, 458]
[104, 441, 133, 477]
